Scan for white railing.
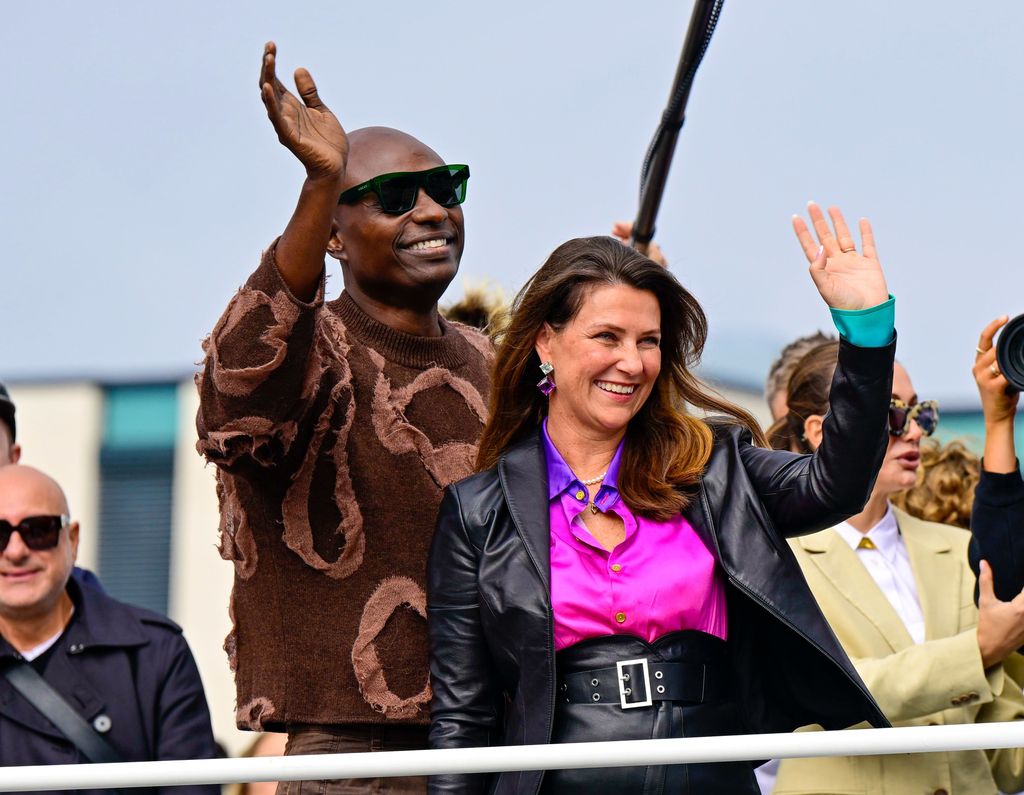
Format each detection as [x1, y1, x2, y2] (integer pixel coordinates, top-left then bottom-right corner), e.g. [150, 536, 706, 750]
[3, 722, 1024, 790]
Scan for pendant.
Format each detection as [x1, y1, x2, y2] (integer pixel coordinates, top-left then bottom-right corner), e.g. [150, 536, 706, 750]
[590, 503, 599, 514]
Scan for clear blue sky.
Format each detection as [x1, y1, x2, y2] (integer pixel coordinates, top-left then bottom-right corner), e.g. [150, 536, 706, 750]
[2, 1, 1021, 407]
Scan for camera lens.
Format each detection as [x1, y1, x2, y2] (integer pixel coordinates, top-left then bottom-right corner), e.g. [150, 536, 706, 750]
[996, 313, 1024, 392]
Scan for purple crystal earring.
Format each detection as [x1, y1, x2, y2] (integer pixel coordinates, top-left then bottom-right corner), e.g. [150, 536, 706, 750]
[537, 361, 556, 396]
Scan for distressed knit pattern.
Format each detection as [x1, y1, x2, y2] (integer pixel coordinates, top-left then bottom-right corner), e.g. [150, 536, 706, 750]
[196, 244, 491, 730]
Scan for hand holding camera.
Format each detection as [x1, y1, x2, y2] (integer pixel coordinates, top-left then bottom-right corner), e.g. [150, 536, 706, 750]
[975, 315, 1022, 474]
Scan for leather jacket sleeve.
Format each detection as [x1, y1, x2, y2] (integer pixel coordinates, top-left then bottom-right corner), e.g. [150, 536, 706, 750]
[428, 486, 502, 795]
[738, 337, 895, 537]
[969, 466, 1024, 604]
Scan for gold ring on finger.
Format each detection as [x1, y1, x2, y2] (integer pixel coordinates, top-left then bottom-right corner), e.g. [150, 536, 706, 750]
[976, 347, 986, 355]
[840, 247, 856, 253]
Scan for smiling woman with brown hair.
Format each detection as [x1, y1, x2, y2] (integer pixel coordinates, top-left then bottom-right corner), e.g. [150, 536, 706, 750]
[428, 204, 900, 795]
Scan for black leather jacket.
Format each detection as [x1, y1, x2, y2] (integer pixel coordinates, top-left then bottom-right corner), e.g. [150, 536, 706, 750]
[428, 338, 895, 795]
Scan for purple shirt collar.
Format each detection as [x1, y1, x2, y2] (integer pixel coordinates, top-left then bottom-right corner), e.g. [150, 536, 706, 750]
[541, 419, 624, 509]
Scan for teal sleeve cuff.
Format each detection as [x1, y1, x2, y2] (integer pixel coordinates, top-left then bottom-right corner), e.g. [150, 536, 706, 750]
[829, 295, 895, 348]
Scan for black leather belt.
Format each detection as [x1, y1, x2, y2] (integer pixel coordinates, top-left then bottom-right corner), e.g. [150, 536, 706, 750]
[559, 658, 723, 709]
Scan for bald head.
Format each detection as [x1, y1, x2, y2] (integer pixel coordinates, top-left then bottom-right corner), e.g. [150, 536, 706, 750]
[328, 125, 465, 313]
[340, 127, 445, 193]
[0, 465, 69, 522]
[0, 465, 78, 630]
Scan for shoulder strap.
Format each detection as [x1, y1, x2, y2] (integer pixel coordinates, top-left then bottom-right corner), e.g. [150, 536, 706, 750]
[3, 659, 123, 764]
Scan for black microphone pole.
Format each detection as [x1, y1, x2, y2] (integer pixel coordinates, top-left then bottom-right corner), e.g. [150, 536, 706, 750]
[631, 0, 725, 255]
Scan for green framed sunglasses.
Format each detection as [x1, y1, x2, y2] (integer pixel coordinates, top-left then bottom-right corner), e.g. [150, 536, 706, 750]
[337, 164, 470, 215]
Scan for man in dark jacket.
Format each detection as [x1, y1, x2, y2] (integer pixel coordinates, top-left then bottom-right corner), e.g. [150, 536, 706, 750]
[0, 464, 220, 794]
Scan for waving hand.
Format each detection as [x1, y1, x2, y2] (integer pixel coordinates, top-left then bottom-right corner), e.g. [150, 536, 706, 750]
[792, 202, 890, 310]
[260, 41, 348, 182]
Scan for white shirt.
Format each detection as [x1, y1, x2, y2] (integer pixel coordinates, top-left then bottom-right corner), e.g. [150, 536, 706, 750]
[833, 504, 926, 645]
[18, 606, 74, 661]
[20, 628, 65, 661]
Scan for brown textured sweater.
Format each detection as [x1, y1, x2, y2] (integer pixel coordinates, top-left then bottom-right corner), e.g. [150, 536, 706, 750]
[196, 245, 492, 730]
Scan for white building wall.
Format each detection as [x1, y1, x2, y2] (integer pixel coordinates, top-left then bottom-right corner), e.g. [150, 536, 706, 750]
[6, 383, 104, 570]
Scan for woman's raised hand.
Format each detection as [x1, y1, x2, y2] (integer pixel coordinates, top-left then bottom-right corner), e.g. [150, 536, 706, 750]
[974, 315, 1019, 473]
[974, 316, 1019, 424]
[792, 202, 890, 311]
[260, 41, 348, 183]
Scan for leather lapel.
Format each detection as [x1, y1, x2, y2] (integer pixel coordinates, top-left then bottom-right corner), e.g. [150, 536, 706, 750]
[797, 529, 914, 652]
[896, 508, 958, 641]
[498, 430, 551, 594]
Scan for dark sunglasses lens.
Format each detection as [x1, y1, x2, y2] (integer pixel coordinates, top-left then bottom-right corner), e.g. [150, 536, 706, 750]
[916, 406, 938, 436]
[424, 167, 468, 207]
[887, 406, 909, 435]
[377, 175, 420, 213]
[0, 516, 62, 551]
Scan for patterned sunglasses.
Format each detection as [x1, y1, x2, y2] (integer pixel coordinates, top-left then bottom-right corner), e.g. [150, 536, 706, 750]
[888, 399, 939, 437]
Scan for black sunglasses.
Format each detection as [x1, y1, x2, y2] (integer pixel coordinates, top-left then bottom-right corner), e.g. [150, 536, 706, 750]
[888, 399, 939, 437]
[0, 515, 68, 553]
[337, 164, 470, 215]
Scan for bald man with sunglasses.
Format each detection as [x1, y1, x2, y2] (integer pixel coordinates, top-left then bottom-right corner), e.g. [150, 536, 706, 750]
[196, 43, 492, 793]
[0, 466, 220, 788]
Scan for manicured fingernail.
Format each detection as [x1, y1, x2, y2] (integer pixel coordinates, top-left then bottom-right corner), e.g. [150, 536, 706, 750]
[807, 200, 816, 207]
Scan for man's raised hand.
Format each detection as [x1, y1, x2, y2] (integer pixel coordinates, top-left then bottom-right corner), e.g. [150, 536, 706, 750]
[260, 41, 348, 183]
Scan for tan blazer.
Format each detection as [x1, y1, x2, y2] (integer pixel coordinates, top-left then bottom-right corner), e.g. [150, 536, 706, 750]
[773, 507, 1024, 795]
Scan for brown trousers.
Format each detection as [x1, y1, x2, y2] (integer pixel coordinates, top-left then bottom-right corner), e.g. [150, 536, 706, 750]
[276, 724, 429, 795]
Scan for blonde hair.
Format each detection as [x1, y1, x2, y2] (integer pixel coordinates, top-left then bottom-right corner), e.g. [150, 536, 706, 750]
[891, 439, 979, 529]
[441, 282, 507, 334]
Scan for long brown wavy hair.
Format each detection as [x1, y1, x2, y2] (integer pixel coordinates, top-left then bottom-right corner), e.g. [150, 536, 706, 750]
[475, 236, 766, 521]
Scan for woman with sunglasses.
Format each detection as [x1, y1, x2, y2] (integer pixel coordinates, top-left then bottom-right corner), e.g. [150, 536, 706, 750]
[764, 339, 1024, 795]
[428, 203, 898, 795]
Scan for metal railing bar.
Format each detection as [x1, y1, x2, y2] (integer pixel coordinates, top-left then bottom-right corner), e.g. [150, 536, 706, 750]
[3, 722, 1024, 791]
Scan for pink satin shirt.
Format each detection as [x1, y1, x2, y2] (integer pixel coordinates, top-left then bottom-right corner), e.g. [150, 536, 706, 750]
[543, 422, 728, 651]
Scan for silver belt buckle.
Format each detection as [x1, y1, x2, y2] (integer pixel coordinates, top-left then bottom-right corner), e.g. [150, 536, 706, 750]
[616, 657, 653, 709]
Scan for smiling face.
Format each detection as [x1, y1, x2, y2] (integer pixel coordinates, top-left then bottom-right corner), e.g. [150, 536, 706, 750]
[535, 283, 662, 441]
[873, 362, 925, 499]
[330, 127, 464, 311]
[0, 467, 77, 624]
